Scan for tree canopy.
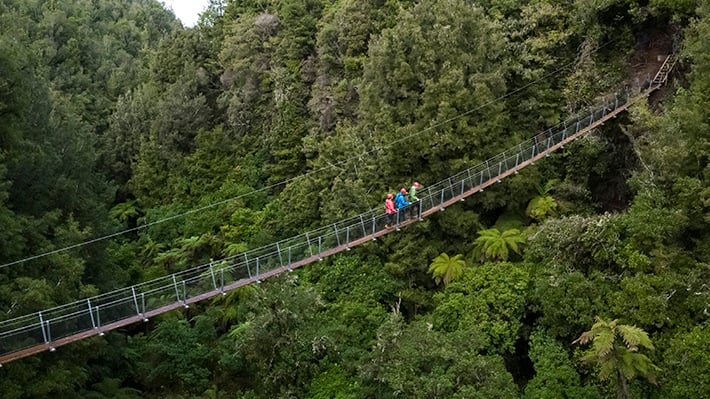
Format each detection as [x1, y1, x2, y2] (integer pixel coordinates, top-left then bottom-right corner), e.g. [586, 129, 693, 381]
[1, 0, 709, 397]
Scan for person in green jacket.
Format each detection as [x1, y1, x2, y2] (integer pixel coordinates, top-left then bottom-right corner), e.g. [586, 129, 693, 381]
[409, 182, 421, 202]
[409, 182, 421, 219]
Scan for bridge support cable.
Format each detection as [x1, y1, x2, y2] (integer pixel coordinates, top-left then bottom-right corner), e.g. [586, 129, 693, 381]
[0, 55, 678, 366]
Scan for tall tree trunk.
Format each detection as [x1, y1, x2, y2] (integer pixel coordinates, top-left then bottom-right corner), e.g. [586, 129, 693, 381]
[617, 368, 629, 399]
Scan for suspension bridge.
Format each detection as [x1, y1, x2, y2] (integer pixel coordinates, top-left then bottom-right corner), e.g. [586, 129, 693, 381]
[0, 54, 678, 366]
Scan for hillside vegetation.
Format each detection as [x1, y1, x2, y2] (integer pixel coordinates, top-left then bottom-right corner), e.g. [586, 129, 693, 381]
[1, 0, 709, 397]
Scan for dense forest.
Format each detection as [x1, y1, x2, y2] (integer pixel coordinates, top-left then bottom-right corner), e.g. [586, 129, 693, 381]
[0, 0, 709, 397]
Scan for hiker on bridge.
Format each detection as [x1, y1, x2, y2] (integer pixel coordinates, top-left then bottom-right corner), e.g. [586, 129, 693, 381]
[409, 182, 421, 202]
[394, 188, 411, 223]
[384, 193, 396, 228]
[409, 182, 422, 219]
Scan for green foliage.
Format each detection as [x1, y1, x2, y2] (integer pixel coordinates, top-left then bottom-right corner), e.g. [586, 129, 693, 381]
[428, 252, 466, 286]
[364, 313, 517, 398]
[224, 275, 330, 397]
[128, 80, 211, 207]
[650, 0, 701, 19]
[130, 317, 215, 395]
[359, 0, 511, 185]
[101, 84, 158, 185]
[527, 195, 558, 220]
[311, 0, 399, 131]
[306, 365, 360, 399]
[524, 329, 601, 399]
[529, 270, 611, 340]
[80, 378, 142, 399]
[0, 1, 181, 395]
[607, 273, 685, 329]
[306, 255, 398, 303]
[435, 206, 484, 241]
[432, 263, 529, 353]
[0, 162, 23, 272]
[620, 185, 688, 254]
[110, 200, 140, 225]
[217, 2, 318, 186]
[2, 0, 710, 397]
[0, 355, 91, 399]
[473, 228, 526, 262]
[525, 214, 624, 272]
[574, 317, 660, 399]
[660, 323, 710, 398]
[526, 180, 559, 221]
[304, 256, 395, 365]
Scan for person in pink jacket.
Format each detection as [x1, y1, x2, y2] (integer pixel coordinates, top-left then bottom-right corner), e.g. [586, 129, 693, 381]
[384, 193, 396, 228]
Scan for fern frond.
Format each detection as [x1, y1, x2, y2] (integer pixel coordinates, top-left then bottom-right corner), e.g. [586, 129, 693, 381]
[618, 324, 654, 350]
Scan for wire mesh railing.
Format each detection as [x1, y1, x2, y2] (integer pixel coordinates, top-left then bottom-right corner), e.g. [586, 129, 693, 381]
[0, 76, 666, 363]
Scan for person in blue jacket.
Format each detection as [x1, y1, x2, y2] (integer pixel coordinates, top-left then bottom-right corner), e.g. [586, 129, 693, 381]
[394, 188, 410, 223]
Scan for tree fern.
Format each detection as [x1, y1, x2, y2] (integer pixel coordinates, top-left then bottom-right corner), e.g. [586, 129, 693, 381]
[574, 317, 660, 398]
[428, 253, 466, 286]
[526, 179, 558, 221]
[110, 200, 140, 224]
[473, 228, 526, 262]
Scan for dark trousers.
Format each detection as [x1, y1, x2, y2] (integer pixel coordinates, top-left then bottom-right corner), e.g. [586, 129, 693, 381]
[397, 208, 406, 223]
[386, 213, 396, 226]
[399, 203, 418, 220]
[408, 201, 419, 218]
[398, 206, 416, 221]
